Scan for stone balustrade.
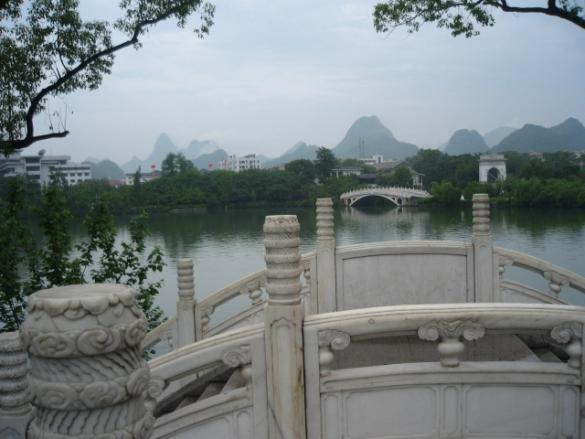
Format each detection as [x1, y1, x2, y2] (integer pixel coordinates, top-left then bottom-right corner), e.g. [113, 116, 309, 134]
[0, 331, 32, 438]
[20, 284, 161, 439]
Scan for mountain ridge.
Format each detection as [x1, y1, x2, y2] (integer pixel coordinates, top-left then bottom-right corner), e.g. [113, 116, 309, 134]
[332, 116, 418, 160]
[444, 129, 488, 155]
[493, 118, 585, 152]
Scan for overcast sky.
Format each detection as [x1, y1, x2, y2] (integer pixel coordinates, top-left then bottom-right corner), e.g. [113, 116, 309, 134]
[29, 0, 585, 164]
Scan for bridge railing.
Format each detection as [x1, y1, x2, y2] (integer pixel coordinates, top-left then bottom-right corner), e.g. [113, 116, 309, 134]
[495, 246, 585, 302]
[339, 185, 432, 199]
[150, 324, 267, 439]
[303, 302, 585, 439]
[144, 251, 316, 354]
[144, 193, 585, 355]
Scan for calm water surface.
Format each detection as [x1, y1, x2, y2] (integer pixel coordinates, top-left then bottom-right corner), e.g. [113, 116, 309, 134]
[71, 206, 585, 318]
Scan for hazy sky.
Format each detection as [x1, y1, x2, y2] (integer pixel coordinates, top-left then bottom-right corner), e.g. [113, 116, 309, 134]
[29, 0, 585, 164]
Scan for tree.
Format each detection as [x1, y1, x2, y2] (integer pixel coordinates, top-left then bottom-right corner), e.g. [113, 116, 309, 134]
[0, 0, 215, 154]
[430, 181, 462, 205]
[162, 152, 194, 176]
[390, 166, 412, 186]
[315, 147, 337, 182]
[373, 1, 585, 38]
[0, 180, 165, 332]
[285, 159, 316, 183]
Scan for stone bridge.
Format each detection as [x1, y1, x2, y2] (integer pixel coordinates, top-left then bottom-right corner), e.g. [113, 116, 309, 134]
[339, 186, 432, 207]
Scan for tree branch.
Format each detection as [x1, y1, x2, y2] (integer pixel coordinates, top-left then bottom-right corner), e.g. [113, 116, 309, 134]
[5, 2, 200, 152]
[0, 131, 70, 151]
[498, 0, 585, 30]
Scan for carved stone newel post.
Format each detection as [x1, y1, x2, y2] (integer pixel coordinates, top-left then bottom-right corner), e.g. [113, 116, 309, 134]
[316, 198, 336, 313]
[21, 284, 159, 439]
[177, 258, 196, 347]
[263, 215, 306, 439]
[472, 194, 494, 302]
[0, 332, 32, 438]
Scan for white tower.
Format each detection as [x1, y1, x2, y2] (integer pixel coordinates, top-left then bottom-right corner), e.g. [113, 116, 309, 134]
[479, 154, 507, 183]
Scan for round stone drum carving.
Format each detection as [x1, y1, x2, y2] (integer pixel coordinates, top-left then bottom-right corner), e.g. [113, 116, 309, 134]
[20, 284, 157, 439]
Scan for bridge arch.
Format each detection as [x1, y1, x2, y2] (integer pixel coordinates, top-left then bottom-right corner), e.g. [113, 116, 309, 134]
[340, 186, 432, 208]
[349, 194, 402, 207]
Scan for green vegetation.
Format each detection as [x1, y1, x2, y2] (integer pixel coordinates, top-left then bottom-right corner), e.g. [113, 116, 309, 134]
[407, 150, 585, 207]
[2, 150, 585, 216]
[1, 0, 215, 154]
[373, 1, 585, 38]
[0, 177, 165, 333]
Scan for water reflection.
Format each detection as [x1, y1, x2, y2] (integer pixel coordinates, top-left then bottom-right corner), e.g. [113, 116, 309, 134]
[64, 206, 585, 317]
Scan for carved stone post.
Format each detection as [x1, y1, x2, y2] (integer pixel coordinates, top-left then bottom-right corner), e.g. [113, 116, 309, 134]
[263, 215, 306, 439]
[0, 332, 32, 438]
[316, 197, 336, 313]
[20, 284, 158, 439]
[472, 194, 494, 302]
[177, 258, 196, 348]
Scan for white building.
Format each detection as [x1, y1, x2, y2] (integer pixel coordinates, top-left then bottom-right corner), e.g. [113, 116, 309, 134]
[124, 170, 161, 185]
[331, 166, 362, 177]
[220, 154, 262, 172]
[358, 154, 384, 166]
[0, 152, 92, 185]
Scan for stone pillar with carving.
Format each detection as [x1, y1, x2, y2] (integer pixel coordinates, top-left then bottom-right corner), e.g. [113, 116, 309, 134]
[316, 197, 336, 313]
[177, 258, 196, 348]
[20, 284, 160, 439]
[472, 193, 495, 302]
[263, 215, 306, 439]
[0, 331, 32, 438]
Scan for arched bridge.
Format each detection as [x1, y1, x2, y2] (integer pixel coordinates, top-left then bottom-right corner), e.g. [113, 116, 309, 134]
[340, 186, 432, 207]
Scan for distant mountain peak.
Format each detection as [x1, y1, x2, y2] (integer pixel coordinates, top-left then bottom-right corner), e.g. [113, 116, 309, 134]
[493, 117, 585, 153]
[347, 115, 395, 138]
[444, 129, 488, 155]
[333, 115, 416, 160]
[184, 139, 219, 159]
[483, 126, 517, 148]
[285, 141, 309, 155]
[264, 141, 319, 168]
[153, 133, 178, 153]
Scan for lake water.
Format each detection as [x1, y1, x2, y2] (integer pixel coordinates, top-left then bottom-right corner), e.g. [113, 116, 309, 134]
[70, 206, 585, 319]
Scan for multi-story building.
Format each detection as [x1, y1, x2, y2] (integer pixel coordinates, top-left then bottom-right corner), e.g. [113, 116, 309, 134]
[220, 154, 262, 172]
[124, 170, 162, 185]
[0, 151, 92, 185]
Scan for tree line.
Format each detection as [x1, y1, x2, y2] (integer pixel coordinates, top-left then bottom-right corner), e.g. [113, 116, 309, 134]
[2, 149, 585, 213]
[407, 150, 585, 207]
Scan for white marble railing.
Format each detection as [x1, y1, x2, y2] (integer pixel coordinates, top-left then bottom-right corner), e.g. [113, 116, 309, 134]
[150, 324, 266, 439]
[302, 302, 585, 438]
[495, 246, 585, 299]
[144, 252, 316, 353]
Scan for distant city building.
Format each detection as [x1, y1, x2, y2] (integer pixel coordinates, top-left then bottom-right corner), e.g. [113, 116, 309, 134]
[0, 151, 91, 185]
[220, 154, 262, 172]
[528, 152, 544, 160]
[331, 167, 362, 178]
[124, 170, 162, 185]
[479, 154, 507, 182]
[358, 154, 384, 166]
